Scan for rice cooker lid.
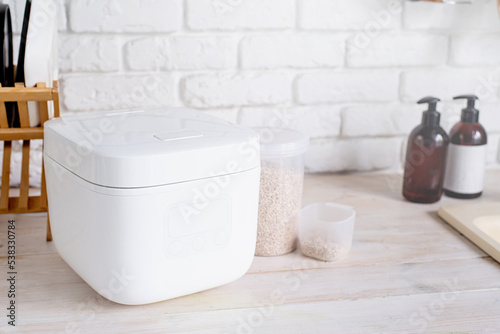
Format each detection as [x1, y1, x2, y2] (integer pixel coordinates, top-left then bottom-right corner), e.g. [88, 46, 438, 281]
[44, 108, 260, 188]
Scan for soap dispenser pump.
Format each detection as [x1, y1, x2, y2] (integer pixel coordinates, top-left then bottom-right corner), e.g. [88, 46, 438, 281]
[444, 95, 487, 199]
[403, 97, 450, 203]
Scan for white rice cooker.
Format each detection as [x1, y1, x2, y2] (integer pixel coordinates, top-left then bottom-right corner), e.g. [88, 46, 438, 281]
[44, 108, 260, 305]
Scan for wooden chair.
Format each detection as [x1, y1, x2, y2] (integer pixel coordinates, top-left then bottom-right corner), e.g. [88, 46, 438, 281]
[0, 81, 60, 241]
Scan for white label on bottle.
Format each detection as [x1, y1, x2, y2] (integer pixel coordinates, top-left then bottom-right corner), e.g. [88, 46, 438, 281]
[444, 144, 487, 194]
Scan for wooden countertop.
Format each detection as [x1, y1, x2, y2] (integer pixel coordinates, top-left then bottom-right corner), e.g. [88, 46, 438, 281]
[1, 171, 500, 333]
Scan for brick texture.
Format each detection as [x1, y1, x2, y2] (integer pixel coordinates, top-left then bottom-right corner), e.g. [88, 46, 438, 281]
[186, 0, 295, 30]
[238, 106, 342, 138]
[401, 70, 500, 102]
[306, 137, 403, 173]
[296, 71, 399, 104]
[450, 34, 500, 66]
[69, 0, 183, 32]
[347, 34, 448, 67]
[300, 0, 402, 30]
[342, 104, 422, 137]
[62, 74, 177, 111]
[7, 0, 498, 176]
[241, 34, 346, 69]
[182, 72, 292, 108]
[403, 1, 500, 31]
[125, 36, 238, 71]
[59, 35, 120, 72]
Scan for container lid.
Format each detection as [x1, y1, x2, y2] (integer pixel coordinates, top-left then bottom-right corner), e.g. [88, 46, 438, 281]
[454, 94, 480, 124]
[418, 96, 442, 127]
[44, 108, 260, 188]
[253, 127, 309, 158]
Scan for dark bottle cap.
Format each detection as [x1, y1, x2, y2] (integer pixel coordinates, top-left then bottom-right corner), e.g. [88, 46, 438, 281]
[453, 95, 479, 124]
[418, 96, 441, 127]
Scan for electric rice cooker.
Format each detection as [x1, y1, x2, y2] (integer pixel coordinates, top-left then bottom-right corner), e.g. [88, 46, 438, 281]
[43, 108, 260, 305]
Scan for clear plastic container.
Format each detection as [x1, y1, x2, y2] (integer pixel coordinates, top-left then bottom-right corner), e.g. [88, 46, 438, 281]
[299, 203, 356, 261]
[253, 128, 309, 256]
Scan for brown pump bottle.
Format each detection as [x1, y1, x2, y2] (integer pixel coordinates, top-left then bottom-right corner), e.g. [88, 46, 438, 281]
[403, 97, 450, 203]
[443, 95, 487, 199]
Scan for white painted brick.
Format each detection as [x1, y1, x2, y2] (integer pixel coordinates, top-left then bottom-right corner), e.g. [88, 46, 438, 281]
[59, 35, 119, 72]
[438, 101, 463, 132]
[69, 0, 182, 32]
[182, 72, 292, 108]
[479, 102, 500, 133]
[13, 0, 500, 176]
[450, 34, 500, 66]
[401, 69, 500, 102]
[61, 74, 176, 111]
[125, 36, 238, 71]
[403, 1, 500, 31]
[486, 134, 500, 165]
[347, 34, 448, 67]
[300, 0, 402, 30]
[342, 104, 422, 137]
[160, 36, 238, 70]
[124, 37, 160, 71]
[202, 109, 239, 124]
[186, 0, 295, 30]
[241, 34, 345, 69]
[238, 106, 341, 138]
[296, 71, 399, 105]
[305, 137, 403, 173]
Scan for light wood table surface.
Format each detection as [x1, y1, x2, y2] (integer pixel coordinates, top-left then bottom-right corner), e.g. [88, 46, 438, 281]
[1, 171, 500, 333]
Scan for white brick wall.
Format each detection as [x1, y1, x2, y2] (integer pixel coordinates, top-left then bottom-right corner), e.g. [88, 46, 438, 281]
[241, 34, 346, 69]
[238, 106, 342, 138]
[341, 104, 421, 137]
[299, 0, 402, 31]
[70, 0, 183, 32]
[182, 72, 292, 108]
[307, 137, 403, 173]
[296, 71, 400, 104]
[403, 1, 500, 31]
[4, 0, 500, 174]
[450, 34, 500, 66]
[125, 36, 239, 71]
[63, 74, 178, 111]
[59, 35, 120, 72]
[401, 69, 500, 102]
[346, 34, 449, 67]
[186, 0, 295, 30]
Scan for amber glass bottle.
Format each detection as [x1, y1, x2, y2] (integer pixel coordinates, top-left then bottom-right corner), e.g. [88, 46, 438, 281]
[444, 95, 487, 199]
[403, 97, 450, 203]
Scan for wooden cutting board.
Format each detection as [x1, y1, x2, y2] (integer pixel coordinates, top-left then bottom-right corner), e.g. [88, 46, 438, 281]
[438, 202, 500, 264]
